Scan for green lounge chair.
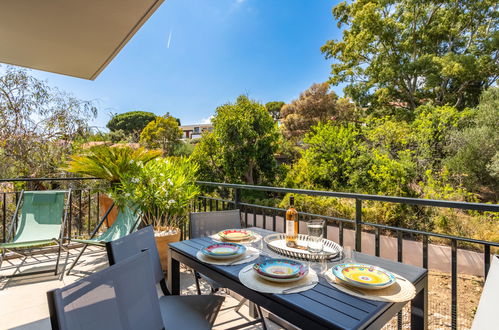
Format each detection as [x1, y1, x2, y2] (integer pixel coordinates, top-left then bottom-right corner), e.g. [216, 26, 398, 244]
[65, 202, 141, 276]
[0, 190, 71, 277]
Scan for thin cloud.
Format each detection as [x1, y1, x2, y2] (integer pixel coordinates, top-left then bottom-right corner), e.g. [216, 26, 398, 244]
[200, 116, 214, 124]
[167, 29, 173, 49]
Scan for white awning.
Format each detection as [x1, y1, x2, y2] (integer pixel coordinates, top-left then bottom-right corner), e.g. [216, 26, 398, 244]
[0, 0, 164, 80]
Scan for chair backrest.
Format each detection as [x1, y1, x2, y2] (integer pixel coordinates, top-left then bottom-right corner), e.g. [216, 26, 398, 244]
[96, 205, 141, 242]
[106, 226, 163, 286]
[189, 209, 242, 239]
[14, 190, 68, 243]
[47, 251, 163, 330]
[471, 255, 499, 330]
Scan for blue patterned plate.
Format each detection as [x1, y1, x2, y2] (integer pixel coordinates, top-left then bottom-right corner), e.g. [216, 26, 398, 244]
[253, 259, 307, 279]
[201, 243, 246, 260]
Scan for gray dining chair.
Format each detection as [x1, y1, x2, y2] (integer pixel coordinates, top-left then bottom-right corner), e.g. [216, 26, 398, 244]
[47, 251, 164, 330]
[189, 209, 267, 330]
[106, 226, 225, 329]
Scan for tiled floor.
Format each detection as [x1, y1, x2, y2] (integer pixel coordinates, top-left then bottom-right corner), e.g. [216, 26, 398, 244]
[0, 247, 284, 330]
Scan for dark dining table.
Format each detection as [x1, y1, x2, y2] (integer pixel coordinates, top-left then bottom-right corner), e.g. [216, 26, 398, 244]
[168, 227, 428, 329]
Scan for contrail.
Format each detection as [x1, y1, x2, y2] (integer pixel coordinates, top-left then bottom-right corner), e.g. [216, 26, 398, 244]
[167, 29, 173, 48]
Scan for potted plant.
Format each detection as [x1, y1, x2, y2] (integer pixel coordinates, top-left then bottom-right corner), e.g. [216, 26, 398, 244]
[116, 157, 199, 270]
[63, 145, 161, 227]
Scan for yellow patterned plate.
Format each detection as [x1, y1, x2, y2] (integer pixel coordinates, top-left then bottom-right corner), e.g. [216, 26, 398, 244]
[332, 263, 395, 290]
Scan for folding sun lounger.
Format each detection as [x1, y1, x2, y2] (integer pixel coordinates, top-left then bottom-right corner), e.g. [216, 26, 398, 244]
[65, 202, 141, 276]
[0, 190, 71, 278]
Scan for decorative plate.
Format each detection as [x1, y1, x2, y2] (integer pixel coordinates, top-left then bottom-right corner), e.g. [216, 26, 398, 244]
[253, 259, 308, 279]
[263, 233, 342, 261]
[201, 243, 246, 260]
[218, 229, 253, 241]
[253, 261, 309, 283]
[332, 263, 395, 290]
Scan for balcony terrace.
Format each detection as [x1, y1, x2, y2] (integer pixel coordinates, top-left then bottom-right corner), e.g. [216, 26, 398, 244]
[0, 177, 497, 329]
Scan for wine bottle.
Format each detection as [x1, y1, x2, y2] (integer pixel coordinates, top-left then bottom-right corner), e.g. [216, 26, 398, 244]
[285, 195, 298, 246]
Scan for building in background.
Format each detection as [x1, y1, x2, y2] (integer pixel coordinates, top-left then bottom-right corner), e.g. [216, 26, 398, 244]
[180, 123, 213, 140]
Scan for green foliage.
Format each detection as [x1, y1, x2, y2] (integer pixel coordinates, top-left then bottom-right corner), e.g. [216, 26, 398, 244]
[322, 0, 498, 111]
[139, 116, 182, 155]
[0, 65, 96, 178]
[410, 104, 472, 171]
[285, 120, 415, 196]
[63, 145, 161, 188]
[174, 140, 195, 157]
[106, 111, 157, 141]
[444, 87, 499, 193]
[301, 122, 361, 189]
[265, 101, 285, 121]
[116, 157, 199, 229]
[191, 95, 279, 185]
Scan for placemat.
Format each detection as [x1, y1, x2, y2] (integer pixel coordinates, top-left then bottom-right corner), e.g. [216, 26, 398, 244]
[210, 232, 262, 244]
[196, 247, 260, 266]
[238, 264, 318, 294]
[324, 270, 416, 302]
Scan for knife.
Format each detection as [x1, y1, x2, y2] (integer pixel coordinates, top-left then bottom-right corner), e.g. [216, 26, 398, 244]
[282, 281, 318, 293]
[228, 253, 258, 265]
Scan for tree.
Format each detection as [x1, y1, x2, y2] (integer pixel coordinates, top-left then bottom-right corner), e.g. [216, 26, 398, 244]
[280, 82, 356, 139]
[285, 121, 415, 196]
[265, 101, 285, 121]
[410, 104, 471, 172]
[321, 0, 498, 112]
[191, 95, 279, 185]
[106, 111, 157, 141]
[445, 87, 499, 194]
[0, 66, 96, 178]
[139, 116, 182, 155]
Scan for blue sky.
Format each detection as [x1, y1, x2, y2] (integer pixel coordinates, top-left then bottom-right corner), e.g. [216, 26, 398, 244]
[28, 0, 342, 129]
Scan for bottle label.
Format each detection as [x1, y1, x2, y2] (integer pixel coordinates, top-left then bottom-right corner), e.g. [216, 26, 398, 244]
[286, 220, 295, 236]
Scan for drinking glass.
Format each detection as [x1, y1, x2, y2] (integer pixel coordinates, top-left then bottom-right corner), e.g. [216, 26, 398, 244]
[250, 235, 263, 251]
[309, 252, 328, 277]
[307, 219, 325, 253]
[343, 246, 355, 262]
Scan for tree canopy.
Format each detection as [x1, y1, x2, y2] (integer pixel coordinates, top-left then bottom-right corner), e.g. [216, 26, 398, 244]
[139, 116, 182, 155]
[191, 95, 279, 185]
[321, 0, 499, 112]
[265, 101, 285, 121]
[0, 66, 96, 178]
[106, 111, 157, 140]
[280, 82, 357, 140]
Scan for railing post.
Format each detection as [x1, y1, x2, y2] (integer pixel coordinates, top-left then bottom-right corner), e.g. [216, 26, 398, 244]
[2, 193, 6, 242]
[355, 199, 362, 252]
[451, 239, 457, 330]
[234, 188, 241, 210]
[484, 244, 491, 279]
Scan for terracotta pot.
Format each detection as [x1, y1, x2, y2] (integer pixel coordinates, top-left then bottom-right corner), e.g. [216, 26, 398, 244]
[98, 194, 118, 228]
[154, 226, 181, 271]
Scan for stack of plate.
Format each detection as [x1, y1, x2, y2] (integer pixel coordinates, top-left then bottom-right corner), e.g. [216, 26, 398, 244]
[253, 259, 308, 283]
[201, 242, 246, 260]
[331, 263, 396, 290]
[218, 229, 253, 241]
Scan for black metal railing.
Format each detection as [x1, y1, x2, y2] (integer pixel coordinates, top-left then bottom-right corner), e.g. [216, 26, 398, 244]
[194, 181, 499, 330]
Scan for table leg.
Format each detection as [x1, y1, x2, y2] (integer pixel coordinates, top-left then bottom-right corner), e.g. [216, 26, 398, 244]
[168, 251, 180, 295]
[248, 301, 258, 318]
[411, 276, 428, 329]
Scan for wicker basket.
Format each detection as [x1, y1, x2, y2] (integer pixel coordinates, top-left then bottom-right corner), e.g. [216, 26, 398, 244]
[264, 233, 342, 261]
